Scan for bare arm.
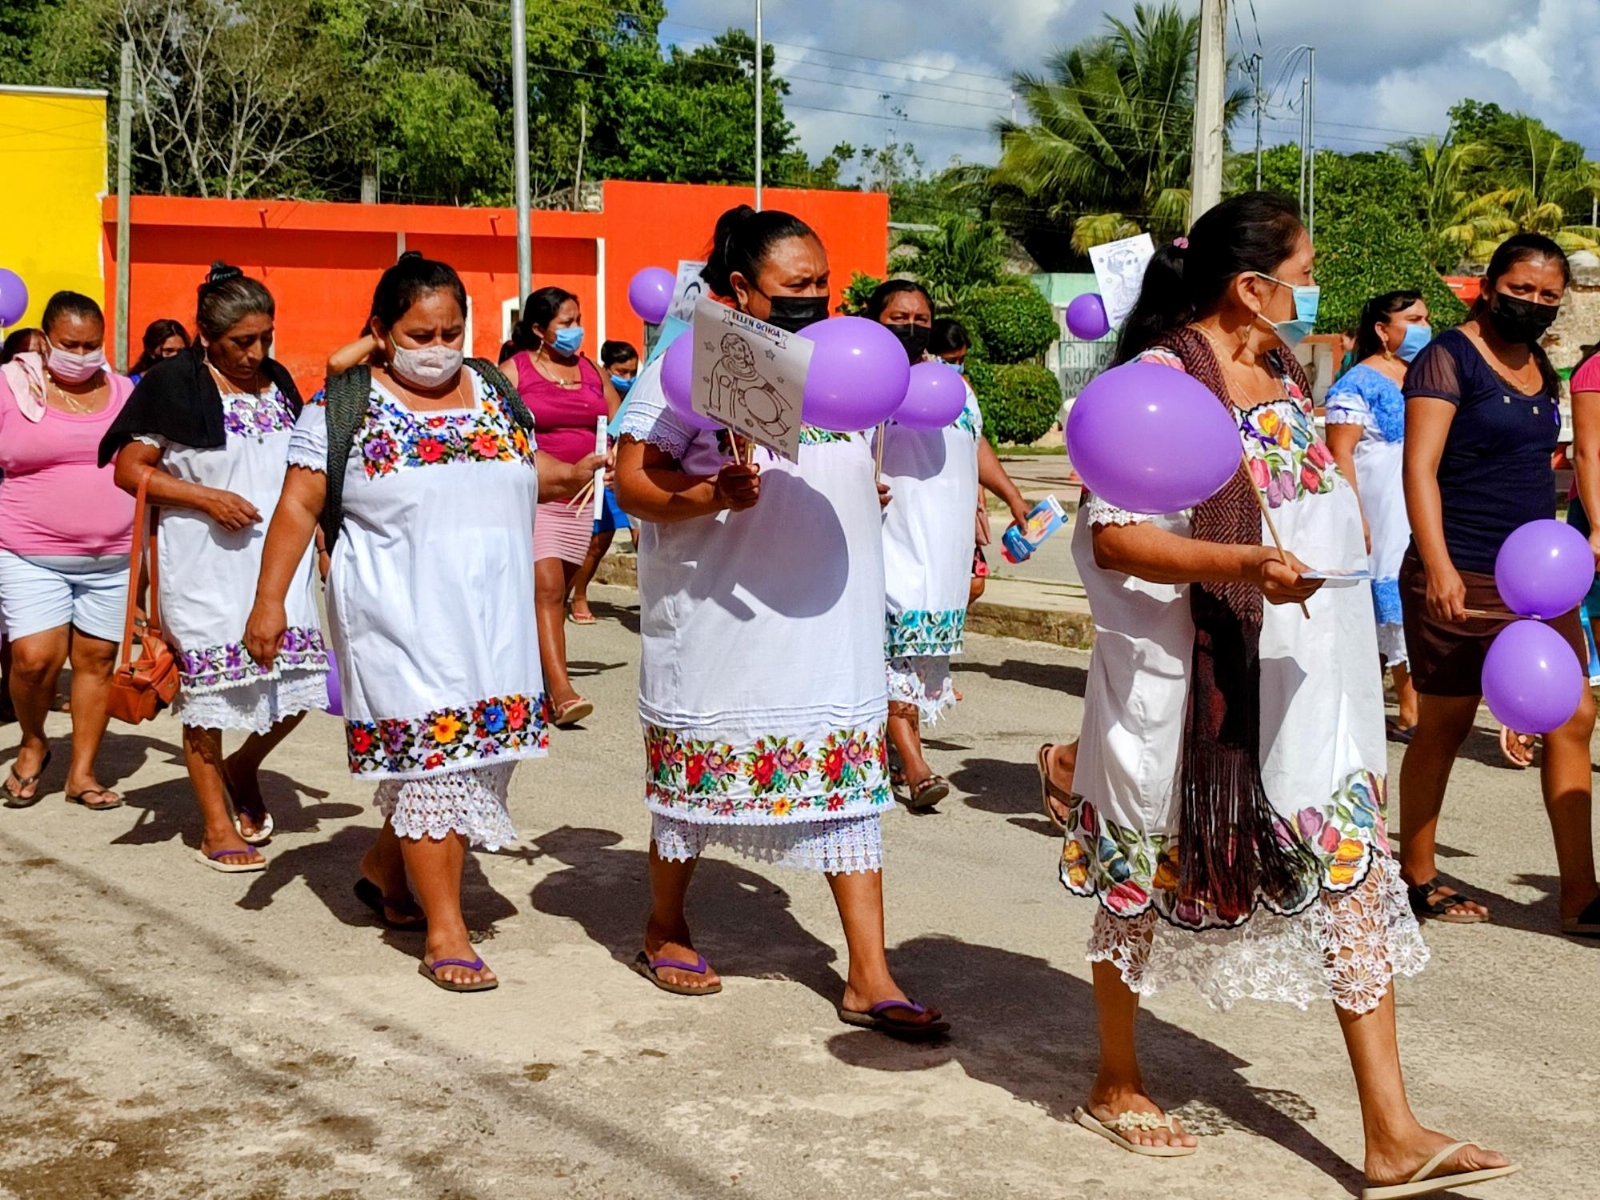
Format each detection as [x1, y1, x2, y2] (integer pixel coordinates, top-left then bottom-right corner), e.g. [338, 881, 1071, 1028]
[1324, 423, 1370, 553]
[1573, 388, 1600, 567]
[113, 440, 260, 531]
[244, 467, 326, 667]
[1401, 395, 1464, 622]
[976, 436, 1031, 528]
[325, 335, 378, 378]
[535, 450, 602, 503]
[1090, 520, 1320, 605]
[614, 438, 759, 523]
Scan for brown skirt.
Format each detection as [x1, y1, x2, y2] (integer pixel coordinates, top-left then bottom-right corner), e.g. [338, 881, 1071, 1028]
[1399, 546, 1587, 697]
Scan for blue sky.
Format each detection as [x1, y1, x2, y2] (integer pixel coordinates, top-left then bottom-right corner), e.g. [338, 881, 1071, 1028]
[658, 0, 1600, 179]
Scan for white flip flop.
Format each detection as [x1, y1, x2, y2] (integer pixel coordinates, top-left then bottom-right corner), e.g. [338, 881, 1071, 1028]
[1361, 1143, 1520, 1200]
[232, 810, 274, 846]
[195, 847, 267, 873]
[1073, 1106, 1197, 1158]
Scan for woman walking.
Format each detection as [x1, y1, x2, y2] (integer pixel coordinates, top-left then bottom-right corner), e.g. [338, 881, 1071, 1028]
[868, 282, 1030, 808]
[566, 339, 639, 626]
[130, 319, 190, 383]
[614, 206, 944, 1038]
[246, 253, 598, 990]
[1400, 234, 1600, 932]
[502, 289, 622, 726]
[101, 265, 327, 871]
[0, 292, 134, 808]
[1043, 194, 1515, 1197]
[1324, 290, 1430, 741]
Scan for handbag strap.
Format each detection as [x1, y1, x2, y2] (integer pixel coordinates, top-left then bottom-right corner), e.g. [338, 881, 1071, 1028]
[118, 469, 160, 668]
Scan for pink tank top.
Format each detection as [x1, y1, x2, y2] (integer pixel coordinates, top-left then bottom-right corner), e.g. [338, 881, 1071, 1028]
[512, 352, 607, 466]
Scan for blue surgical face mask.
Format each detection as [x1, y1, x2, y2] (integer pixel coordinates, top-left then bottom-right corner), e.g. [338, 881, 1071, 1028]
[1396, 322, 1432, 363]
[550, 326, 584, 356]
[610, 373, 634, 394]
[1253, 272, 1319, 352]
[942, 358, 966, 375]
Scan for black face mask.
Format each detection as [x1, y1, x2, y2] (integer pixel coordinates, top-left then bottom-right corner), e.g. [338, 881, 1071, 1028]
[886, 321, 931, 363]
[761, 294, 830, 333]
[1487, 292, 1561, 344]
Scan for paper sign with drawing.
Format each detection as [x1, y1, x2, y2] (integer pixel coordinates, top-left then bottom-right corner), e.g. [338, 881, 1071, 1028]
[690, 296, 812, 463]
[667, 260, 708, 323]
[1089, 233, 1156, 326]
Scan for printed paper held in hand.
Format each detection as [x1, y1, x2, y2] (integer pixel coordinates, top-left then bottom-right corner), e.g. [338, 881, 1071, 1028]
[592, 415, 607, 521]
[1089, 233, 1156, 326]
[667, 261, 708, 323]
[690, 296, 813, 463]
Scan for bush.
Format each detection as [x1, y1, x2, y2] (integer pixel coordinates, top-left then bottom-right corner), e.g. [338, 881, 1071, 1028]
[1313, 210, 1468, 335]
[837, 271, 881, 317]
[958, 285, 1059, 364]
[976, 361, 1062, 446]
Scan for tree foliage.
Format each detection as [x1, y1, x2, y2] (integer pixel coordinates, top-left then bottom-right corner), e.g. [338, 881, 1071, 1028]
[980, 363, 1062, 446]
[958, 285, 1059, 364]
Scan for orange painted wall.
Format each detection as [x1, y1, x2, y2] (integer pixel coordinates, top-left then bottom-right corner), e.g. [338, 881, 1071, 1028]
[103, 182, 888, 393]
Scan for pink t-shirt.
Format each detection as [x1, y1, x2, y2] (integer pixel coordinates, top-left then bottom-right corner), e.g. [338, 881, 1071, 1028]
[1575, 354, 1600, 396]
[0, 373, 136, 556]
[512, 352, 608, 466]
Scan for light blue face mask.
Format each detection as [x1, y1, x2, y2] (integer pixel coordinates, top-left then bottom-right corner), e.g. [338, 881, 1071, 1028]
[610, 374, 634, 394]
[551, 326, 584, 356]
[1396, 322, 1432, 363]
[1253, 273, 1320, 351]
[942, 359, 966, 375]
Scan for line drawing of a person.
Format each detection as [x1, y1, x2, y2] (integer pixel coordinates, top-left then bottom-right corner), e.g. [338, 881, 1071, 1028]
[710, 332, 793, 441]
[1100, 243, 1149, 321]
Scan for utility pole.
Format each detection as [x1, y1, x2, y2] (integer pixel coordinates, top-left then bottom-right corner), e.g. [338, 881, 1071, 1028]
[1249, 52, 1264, 191]
[115, 41, 133, 373]
[511, 0, 531, 304]
[1298, 76, 1309, 216]
[1188, 0, 1227, 220]
[1306, 47, 1317, 243]
[754, 0, 764, 211]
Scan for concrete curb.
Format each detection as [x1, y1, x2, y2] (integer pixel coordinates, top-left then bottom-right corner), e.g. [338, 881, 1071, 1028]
[593, 554, 1097, 650]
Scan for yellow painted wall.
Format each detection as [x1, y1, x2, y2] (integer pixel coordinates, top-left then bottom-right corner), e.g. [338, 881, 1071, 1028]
[0, 86, 107, 332]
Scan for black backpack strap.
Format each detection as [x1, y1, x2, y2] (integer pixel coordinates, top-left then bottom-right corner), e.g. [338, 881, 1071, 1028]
[467, 357, 536, 434]
[320, 366, 372, 553]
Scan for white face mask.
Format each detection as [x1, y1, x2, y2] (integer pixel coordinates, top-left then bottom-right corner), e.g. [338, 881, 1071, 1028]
[47, 341, 107, 384]
[389, 342, 463, 389]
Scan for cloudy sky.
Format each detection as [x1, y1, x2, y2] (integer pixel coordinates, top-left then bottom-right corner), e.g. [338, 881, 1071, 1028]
[657, 0, 1600, 180]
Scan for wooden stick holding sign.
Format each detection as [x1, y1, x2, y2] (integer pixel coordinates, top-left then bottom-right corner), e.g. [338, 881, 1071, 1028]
[1244, 451, 1310, 620]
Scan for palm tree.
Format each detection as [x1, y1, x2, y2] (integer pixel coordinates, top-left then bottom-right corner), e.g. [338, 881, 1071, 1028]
[891, 215, 1006, 311]
[986, 2, 1247, 265]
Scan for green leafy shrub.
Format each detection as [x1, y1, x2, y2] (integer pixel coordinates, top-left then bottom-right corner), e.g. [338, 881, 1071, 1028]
[958, 285, 1059, 364]
[978, 362, 1062, 446]
[838, 271, 881, 316]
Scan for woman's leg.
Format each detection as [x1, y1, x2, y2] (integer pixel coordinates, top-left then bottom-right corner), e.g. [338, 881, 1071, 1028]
[1391, 662, 1419, 729]
[63, 629, 119, 801]
[1397, 693, 1486, 918]
[568, 529, 615, 620]
[1084, 958, 1196, 1149]
[536, 557, 583, 710]
[183, 724, 262, 865]
[887, 706, 930, 787]
[825, 868, 942, 1029]
[0, 639, 15, 723]
[400, 831, 492, 986]
[1534, 684, 1600, 921]
[5, 626, 69, 799]
[223, 711, 307, 840]
[1336, 987, 1508, 1184]
[642, 840, 720, 990]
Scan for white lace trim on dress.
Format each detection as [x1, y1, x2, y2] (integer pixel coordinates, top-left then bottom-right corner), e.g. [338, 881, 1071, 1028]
[1321, 410, 1369, 425]
[173, 671, 328, 734]
[376, 761, 518, 851]
[886, 655, 957, 724]
[1083, 495, 1160, 528]
[1377, 622, 1408, 668]
[1085, 855, 1428, 1014]
[651, 812, 882, 875]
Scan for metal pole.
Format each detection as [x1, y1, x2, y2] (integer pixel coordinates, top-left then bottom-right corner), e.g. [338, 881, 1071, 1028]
[1188, 0, 1227, 220]
[1298, 77, 1308, 216]
[754, 0, 764, 211]
[115, 41, 134, 373]
[1251, 53, 1263, 191]
[1307, 48, 1316, 243]
[511, 0, 531, 303]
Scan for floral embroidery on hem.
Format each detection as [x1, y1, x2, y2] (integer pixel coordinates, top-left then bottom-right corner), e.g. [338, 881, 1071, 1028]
[885, 608, 966, 657]
[346, 692, 550, 776]
[176, 626, 328, 693]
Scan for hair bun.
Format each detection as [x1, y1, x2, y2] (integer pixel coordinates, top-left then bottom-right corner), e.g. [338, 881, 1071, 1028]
[397, 249, 422, 262]
[205, 262, 243, 285]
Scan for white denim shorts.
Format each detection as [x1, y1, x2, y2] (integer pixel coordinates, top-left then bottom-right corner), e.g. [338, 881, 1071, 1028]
[0, 550, 129, 642]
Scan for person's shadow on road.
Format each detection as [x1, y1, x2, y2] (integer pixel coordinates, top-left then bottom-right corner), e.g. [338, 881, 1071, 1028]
[825, 934, 1363, 1192]
[526, 825, 843, 1000]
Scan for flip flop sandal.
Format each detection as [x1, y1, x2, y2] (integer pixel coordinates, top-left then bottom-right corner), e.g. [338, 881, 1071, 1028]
[1360, 1142, 1520, 1199]
[222, 771, 273, 845]
[195, 847, 266, 873]
[567, 609, 598, 626]
[3, 749, 52, 809]
[631, 949, 722, 996]
[1498, 727, 1535, 768]
[1036, 743, 1075, 831]
[353, 877, 426, 930]
[1407, 878, 1489, 924]
[553, 698, 594, 728]
[836, 999, 949, 1041]
[1072, 1106, 1197, 1158]
[1385, 719, 1417, 745]
[66, 788, 124, 811]
[905, 774, 950, 811]
[418, 956, 498, 993]
[1561, 894, 1600, 936]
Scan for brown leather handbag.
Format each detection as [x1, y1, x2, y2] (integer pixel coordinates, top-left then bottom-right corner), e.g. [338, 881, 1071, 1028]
[107, 471, 180, 724]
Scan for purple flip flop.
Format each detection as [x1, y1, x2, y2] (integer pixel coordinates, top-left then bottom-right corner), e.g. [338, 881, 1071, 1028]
[631, 949, 722, 996]
[418, 956, 498, 993]
[837, 998, 950, 1040]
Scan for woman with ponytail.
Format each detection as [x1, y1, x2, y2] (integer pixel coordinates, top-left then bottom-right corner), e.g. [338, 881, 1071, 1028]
[1045, 194, 1516, 1196]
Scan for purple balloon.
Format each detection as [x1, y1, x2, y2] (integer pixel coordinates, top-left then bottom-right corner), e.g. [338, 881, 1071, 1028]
[0, 269, 28, 328]
[799, 317, 910, 432]
[1066, 361, 1239, 514]
[1494, 518, 1595, 619]
[1066, 293, 1110, 341]
[628, 266, 675, 326]
[1482, 618, 1583, 734]
[325, 656, 343, 717]
[659, 333, 720, 431]
[894, 361, 969, 430]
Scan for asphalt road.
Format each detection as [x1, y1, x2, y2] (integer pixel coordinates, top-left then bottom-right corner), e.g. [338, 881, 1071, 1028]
[0, 584, 1595, 1200]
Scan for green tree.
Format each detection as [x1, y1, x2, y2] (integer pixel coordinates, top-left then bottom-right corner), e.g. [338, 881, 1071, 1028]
[891, 216, 1006, 311]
